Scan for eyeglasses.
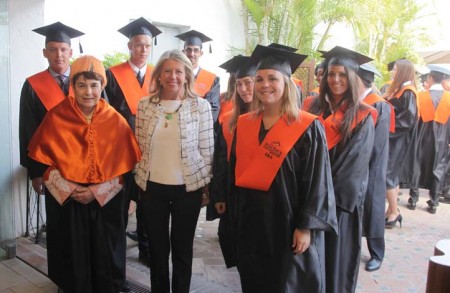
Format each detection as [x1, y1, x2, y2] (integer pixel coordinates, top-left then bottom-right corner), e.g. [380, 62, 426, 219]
[184, 47, 201, 54]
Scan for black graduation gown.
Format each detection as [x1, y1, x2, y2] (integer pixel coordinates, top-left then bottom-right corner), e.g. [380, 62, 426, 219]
[197, 68, 221, 123]
[325, 115, 375, 293]
[415, 90, 450, 201]
[363, 99, 391, 239]
[229, 119, 338, 293]
[386, 89, 418, 188]
[104, 68, 136, 131]
[19, 79, 69, 168]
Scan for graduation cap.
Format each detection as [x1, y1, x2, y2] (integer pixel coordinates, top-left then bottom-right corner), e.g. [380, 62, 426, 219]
[175, 30, 212, 53]
[219, 55, 256, 78]
[268, 43, 298, 53]
[250, 44, 307, 77]
[387, 57, 406, 71]
[321, 46, 372, 72]
[118, 17, 162, 45]
[357, 62, 382, 83]
[428, 64, 450, 78]
[32, 22, 84, 46]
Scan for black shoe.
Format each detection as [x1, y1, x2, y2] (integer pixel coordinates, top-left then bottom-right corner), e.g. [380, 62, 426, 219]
[427, 205, 437, 214]
[365, 258, 382, 272]
[439, 197, 450, 204]
[139, 251, 150, 267]
[126, 230, 138, 242]
[407, 199, 416, 210]
[121, 281, 131, 293]
[385, 214, 402, 229]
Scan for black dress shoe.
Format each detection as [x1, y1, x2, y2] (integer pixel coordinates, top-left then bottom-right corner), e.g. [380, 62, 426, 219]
[139, 251, 150, 267]
[407, 201, 416, 210]
[427, 205, 437, 214]
[439, 197, 450, 204]
[126, 230, 138, 242]
[121, 281, 131, 292]
[365, 258, 382, 272]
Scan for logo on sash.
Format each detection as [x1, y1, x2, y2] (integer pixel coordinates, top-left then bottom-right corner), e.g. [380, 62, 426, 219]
[263, 141, 282, 159]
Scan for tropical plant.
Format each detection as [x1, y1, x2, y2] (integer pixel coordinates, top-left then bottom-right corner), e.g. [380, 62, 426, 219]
[102, 51, 129, 68]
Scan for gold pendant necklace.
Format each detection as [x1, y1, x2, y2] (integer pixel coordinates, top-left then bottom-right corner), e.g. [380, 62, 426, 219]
[159, 101, 183, 128]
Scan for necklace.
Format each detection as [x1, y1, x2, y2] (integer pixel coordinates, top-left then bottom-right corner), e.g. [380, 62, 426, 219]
[158, 101, 183, 128]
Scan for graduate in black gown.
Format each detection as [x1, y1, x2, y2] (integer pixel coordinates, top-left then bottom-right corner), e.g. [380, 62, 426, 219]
[357, 63, 393, 272]
[228, 44, 338, 293]
[208, 55, 256, 267]
[303, 46, 376, 293]
[382, 59, 418, 226]
[406, 64, 450, 214]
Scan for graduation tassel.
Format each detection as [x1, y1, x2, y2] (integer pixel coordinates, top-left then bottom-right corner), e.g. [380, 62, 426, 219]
[154, 36, 158, 46]
[78, 38, 84, 55]
[209, 43, 212, 54]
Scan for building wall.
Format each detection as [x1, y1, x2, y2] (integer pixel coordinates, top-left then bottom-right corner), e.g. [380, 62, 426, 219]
[7, 0, 246, 237]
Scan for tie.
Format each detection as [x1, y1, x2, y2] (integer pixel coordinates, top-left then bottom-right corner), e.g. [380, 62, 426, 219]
[137, 71, 144, 87]
[57, 75, 65, 89]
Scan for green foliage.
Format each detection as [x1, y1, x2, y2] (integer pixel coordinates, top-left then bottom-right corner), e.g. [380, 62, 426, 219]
[102, 51, 129, 68]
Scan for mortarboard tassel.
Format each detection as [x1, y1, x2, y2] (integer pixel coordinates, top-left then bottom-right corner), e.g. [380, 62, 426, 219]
[78, 38, 84, 54]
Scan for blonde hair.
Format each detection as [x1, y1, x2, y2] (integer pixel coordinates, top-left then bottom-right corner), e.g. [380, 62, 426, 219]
[147, 49, 197, 103]
[252, 74, 300, 123]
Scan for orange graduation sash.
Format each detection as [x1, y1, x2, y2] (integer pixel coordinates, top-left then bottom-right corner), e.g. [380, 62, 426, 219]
[195, 69, 216, 98]
[110, 62, 152, 115]
[418, 91, 450, 124]
[322, 105, 377, 150]
[364, 93, 395, 133]
[218, 99, 233, 124]
[220, 111, 234, 161]
[27, 70, 72, 111]
[235, 111, 317, 191]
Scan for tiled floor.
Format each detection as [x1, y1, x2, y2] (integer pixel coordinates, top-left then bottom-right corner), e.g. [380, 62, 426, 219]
[4, 188, 450, 292]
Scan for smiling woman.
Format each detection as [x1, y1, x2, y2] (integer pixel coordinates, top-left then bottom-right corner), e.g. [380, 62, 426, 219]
[26, 55, 141, 293]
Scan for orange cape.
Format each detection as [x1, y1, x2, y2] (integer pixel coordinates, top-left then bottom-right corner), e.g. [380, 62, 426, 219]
[28, 96, 141, 183]
[363, 92, 395, 133]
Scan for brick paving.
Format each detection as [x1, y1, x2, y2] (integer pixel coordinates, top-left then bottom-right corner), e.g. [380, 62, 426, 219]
[9, 188, 450, 292]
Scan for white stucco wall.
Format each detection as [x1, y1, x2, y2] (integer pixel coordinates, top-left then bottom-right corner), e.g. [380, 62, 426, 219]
[8, 0, 246, 236]
[9, 0, 47, 237]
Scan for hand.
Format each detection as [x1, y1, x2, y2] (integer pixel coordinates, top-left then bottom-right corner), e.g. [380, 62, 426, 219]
[292, 228, 311, 255]
[215, 202, 226, 214]
[32, 177, 44, 194]
[201, 185, 210, 207]
[70, 185, 95, 204]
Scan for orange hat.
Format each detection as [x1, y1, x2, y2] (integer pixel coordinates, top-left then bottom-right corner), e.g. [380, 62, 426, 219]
[70, 55, 107, 87]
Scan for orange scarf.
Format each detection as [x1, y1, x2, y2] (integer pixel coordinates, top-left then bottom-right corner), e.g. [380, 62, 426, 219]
[28, 96, 141, 183]
[235, 111, 317, 191]
[27, 70, 74, 110]
[418, 91, 450, 124]
[110, 62, 152, 115]
[364, 93, 395, 133]
[322, 103, 377, 150]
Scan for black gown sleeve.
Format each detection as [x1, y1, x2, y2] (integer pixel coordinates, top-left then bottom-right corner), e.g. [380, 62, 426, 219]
[203, 76, 220, 123]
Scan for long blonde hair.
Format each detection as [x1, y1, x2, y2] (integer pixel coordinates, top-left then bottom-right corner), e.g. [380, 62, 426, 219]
[252, 74, 300, 123]
[147, 49, 197, 103]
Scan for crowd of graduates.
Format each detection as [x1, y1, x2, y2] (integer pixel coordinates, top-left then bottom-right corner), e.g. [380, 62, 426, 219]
[18, 17, 450, 293]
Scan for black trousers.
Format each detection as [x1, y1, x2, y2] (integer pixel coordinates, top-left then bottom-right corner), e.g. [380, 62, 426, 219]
[140, 181, 202, 293]
[366, 237, 385, 261]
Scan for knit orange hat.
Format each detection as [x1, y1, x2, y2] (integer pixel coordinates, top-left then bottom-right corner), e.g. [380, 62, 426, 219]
[70, 55, 107, 87]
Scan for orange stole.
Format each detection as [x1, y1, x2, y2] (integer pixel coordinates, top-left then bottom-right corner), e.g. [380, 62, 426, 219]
[323, 105, 377, 150]
[110, 62, 152, 115]
[418, 91, 450, 124]
[235, 111, 317, 191]
[195, 69, 216, 97]
[364, 93, 395, 133]
[27, 70, 72, 110]
[220, 111, 234, 161]
[218, 99, 233, 124]
[28, 96, 141, 184]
